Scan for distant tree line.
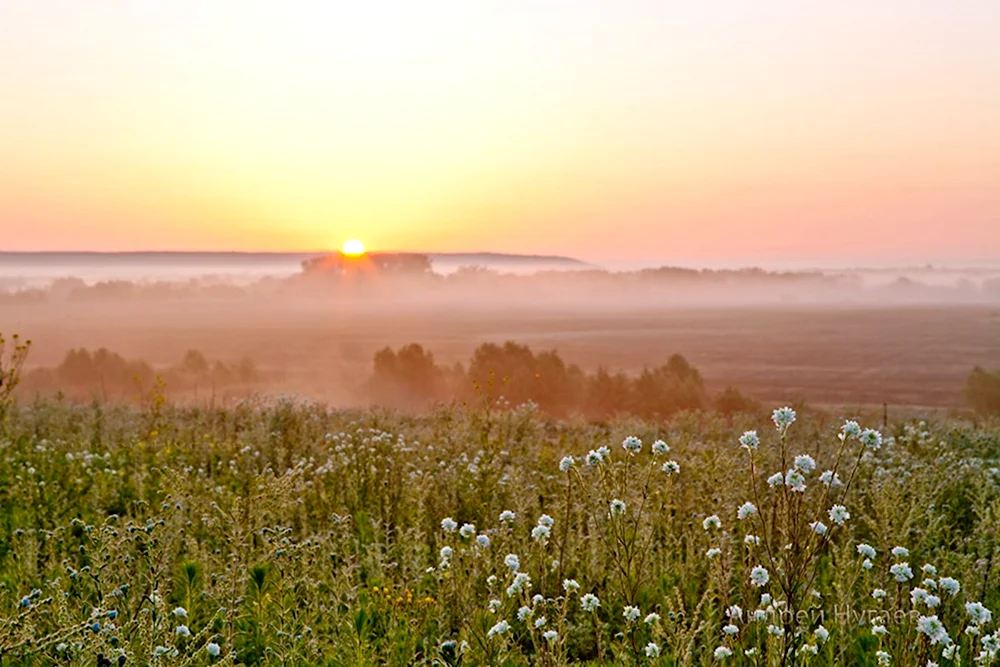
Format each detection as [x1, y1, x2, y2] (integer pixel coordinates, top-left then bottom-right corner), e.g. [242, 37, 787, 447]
[20, 348, 259, 399]
[368, 341, 757, 419]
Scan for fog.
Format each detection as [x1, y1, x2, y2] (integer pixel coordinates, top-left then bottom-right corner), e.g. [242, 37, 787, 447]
[3, 251, 999, 412]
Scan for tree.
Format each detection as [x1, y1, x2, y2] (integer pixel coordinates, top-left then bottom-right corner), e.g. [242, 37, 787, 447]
[370, 344, 442, 409]
[965, 367, 1000, 415]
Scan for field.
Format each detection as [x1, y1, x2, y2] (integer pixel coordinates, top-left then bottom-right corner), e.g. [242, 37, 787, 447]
[6, 300, 1000, 408]
[0, 394, 999, 665]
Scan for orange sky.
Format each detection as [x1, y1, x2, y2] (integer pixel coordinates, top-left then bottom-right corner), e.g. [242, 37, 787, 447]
[1, 1, 998, 263]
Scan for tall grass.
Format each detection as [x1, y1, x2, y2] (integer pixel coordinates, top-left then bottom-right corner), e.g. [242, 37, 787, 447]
[0, 391, 998, 665]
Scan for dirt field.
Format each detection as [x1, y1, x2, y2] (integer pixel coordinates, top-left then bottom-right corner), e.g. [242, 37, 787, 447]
[5, 299, 1000, 408]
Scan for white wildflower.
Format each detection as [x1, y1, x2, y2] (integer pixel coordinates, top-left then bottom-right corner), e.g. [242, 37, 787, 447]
[622, 436, 642, 454]
[794, 454, 816, 473]
[828, 504, 850, 526]
[750, 566, 770, 587]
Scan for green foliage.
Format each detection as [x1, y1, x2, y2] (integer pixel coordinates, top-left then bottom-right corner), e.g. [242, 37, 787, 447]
[0, 397, 996, 665]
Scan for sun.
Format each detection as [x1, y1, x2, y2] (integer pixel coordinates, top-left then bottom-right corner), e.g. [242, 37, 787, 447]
[341, 239, 366, 256]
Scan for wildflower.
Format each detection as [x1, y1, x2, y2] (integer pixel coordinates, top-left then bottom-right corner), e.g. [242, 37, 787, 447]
[917, 616, 951, 644]
[206, 643, 221, 657]
[828, 504, 850, 526]
[537, 514, 554, 528]
[872, 588, 887, 600]
[441, 517, 457, 533]
[912, 588, 930, 605]
[723, 624, 739, 635]
[534, 616, 546, 628]
[532, 594, 544, 606]
[926, 595, 941, 608]
[518, 606, 533, 621]
[939, 577, 961, 596]
[505, 554, 520, 572]
[173, 606, 188, 618]
[819, 470, 842, 486]
[531, 525, 551, 542]
[966, 601, 993, 625]
[922, 563, 938, 576]
[772, 406, 796, 430]
[799, 644, 819, 656]
[872, 624, 889, 637]
[876, 650, 891, 666]
[487, 620, 510, 638]
[460, 523, 476, 539]
[861, 429, 883, 451]
[984, 633, 1000, 653]
[863, 558, 874, 570]
[857, 543, 877, 559]
[176, 624, 191, 637]
[750, 566, 770, 587]
[727, 605, 743, 620]
[815, 625, 829, 643]
[661, 460, 680, 474]
[794, 454, 816, 473]
[609, 499, 626, 517]
[768, 625, 783, 636]
[891, 546, 909, 558]
[652, 439, 669, 455]
[439, 546, 454, 561]
[646, 642, 662, 658]
[714, 646, 733, 659]
[489, 599, 501, 613]
[581, 593, 600, 612]
[543, 630, 558, 642]
[785, 468, 806, 492]
[767, 472, 784, 487]
[563, 579, 580, 593]
[760, 593, 771, 605]
[487, 575, 498, 588]
[942, 645, 957, 659]
[703, 515, 721, 530]
[753, 609, 768, 622]
[842, 420, 862, 438]
[810, 521, 828, 535]
[559, 456, 575, 472]
[622, 436, 642, 454]
[739, 430, 760, 451]
[586, 450, 603, 466]
[737, 502, 757, 520]
[891, 562, 914, 582]
[645, 612, 661, 624]
[477, 534, 490, 548]
[499, 510, 516, 524]
[745, 534, 760, 546]
[507, 572, 532, 596]
[597, 445, 611, 459]
[621, 605, 641, 623]
[706, 548, 722, 559]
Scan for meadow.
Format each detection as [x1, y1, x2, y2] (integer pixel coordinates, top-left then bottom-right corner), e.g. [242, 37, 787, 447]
[6, 299, 1000, 408]
[1, 383, 999, 665]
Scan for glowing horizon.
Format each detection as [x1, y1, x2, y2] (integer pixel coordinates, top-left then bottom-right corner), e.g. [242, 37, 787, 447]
[1, 1, 999, 264]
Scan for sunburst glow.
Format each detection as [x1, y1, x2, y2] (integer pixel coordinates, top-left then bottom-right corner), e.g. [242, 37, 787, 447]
[342, 239, 366, 257]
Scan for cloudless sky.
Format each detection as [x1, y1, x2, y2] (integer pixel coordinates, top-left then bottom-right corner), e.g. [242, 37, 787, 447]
[1, 1, 998, 263]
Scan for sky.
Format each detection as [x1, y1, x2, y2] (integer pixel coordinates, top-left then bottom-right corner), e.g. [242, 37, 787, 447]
[1, 1, 998, 264]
